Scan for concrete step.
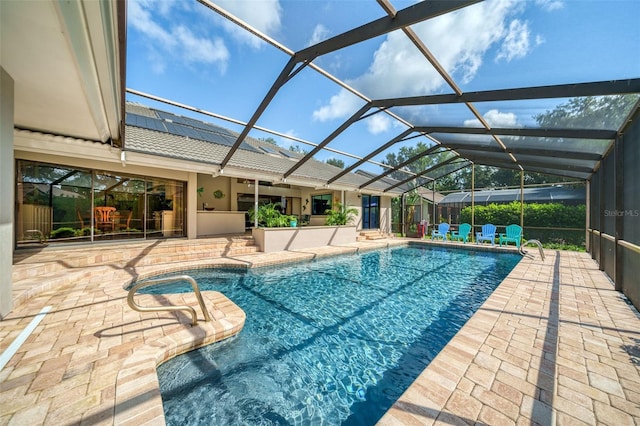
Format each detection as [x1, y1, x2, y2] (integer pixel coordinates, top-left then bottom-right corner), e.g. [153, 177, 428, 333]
[12, 236, 257, 282]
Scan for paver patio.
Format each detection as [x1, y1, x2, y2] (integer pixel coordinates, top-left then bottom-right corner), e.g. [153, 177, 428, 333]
[1, 237, 639, 425]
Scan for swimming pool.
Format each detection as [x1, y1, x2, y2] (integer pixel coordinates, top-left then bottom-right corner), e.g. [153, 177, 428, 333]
[154, 244, 521, 425]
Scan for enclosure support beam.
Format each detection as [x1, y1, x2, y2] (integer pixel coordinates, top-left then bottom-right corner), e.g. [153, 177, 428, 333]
[471, 164, 475, 236]
[598, 160, 605, 271]
[520, 171, 524, 230]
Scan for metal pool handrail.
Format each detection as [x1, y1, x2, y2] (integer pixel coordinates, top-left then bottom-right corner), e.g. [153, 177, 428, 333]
[519, 239, 545, 261]
[127, 275, 213, 325]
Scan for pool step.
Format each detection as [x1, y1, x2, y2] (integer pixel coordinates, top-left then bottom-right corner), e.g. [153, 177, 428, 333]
[357, 230, 387, 241]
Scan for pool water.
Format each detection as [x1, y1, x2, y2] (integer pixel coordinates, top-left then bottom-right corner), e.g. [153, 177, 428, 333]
[154, 245, 521, 425]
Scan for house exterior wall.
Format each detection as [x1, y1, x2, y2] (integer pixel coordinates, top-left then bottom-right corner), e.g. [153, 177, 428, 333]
[1, 67, 14, 318]
[14, 133, 398, 247]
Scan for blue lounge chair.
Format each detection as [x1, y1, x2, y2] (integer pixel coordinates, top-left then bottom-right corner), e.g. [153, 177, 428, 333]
[431, 223, 449, 240]
[499, 224, 522, 248]
[450, 223, 471, 243]
[476, 224, 496, 246]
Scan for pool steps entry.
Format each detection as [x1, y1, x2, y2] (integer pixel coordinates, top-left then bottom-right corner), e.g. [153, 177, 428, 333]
[519, 239, 545, 261]
[127, 275, 213, 325]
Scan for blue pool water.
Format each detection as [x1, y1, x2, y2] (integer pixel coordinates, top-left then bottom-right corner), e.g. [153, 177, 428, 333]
[153, 244, 521, 425]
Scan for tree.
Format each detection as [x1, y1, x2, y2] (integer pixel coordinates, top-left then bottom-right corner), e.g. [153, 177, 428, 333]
[259, 137, 278, 145]
[382, 142, 455, 193]
[382, 94, 638, 193]
[289, 144, 308, 154]
[534, 94, 638, 129]
[325, 158, 345, 169]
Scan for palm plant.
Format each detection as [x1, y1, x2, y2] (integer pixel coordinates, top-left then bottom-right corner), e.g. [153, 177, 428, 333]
[325, 202, 358, 225]
[248, 202, 295, 227]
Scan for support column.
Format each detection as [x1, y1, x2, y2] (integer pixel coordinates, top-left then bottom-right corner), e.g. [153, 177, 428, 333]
[0, 67, 15, 318]
[432, 181, 436, 229]
[598, 160, 605, 271]
[585, 180, 590, 252]
[187, 172, 198, 239]
[254, 179, 259, 228]
[471, 164, 475, 236]
[614, 134, 623, 291]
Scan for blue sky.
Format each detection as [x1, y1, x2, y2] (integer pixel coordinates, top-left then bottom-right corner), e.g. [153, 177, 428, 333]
[125, 0, 640, 172]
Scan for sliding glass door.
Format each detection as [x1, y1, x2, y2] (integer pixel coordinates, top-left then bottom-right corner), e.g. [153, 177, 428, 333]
[16, 160, 186, 247]
[362, 195, 380, 230]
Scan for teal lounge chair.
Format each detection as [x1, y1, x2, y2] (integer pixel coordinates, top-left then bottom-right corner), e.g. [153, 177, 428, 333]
[476, 224, 496, 246]
[450, 223, 471, 243]
[499, 224, 522, 248]
[431, 223, 449, 240]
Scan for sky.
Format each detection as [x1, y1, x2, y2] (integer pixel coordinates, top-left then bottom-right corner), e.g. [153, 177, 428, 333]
[125, 0, 640, 173]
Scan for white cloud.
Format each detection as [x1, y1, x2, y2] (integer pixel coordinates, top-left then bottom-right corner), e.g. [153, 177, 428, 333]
[128, 0, 229, 73]
[311, 0, 529, 130]
[464, 109, 521, 128]
[174, 26, 229, 66]
[535, 0, 564, 12]
[214, 0, 282, 49]
[367, 114, 392, 135]
[313, 90, 364, 121]
[128, 0, 174, 47]
[496, 20, 530, 62]
[308, 24, 330, 47]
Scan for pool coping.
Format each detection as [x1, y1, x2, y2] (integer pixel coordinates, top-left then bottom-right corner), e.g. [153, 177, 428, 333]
[109, 238, 523, 425]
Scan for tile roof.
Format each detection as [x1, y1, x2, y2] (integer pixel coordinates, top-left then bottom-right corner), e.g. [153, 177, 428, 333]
[124, 103, 406, 194]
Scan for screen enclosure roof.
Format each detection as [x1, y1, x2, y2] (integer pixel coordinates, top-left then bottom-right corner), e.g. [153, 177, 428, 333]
[126, 0, 640, 194]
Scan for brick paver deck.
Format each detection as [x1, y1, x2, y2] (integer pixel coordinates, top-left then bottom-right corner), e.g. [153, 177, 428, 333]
[1, 237, 639, 425]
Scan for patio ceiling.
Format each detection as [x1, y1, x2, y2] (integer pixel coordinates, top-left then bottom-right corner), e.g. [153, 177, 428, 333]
[131, 0, 640, 194]
[1, 0, 125, 145]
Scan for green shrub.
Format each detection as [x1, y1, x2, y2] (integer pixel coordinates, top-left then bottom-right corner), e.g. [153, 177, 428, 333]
[248, 202, 295, 227]
[50, 227, 77, 239]
[460, 202, 586, 247]
[76, 227, 93, 237]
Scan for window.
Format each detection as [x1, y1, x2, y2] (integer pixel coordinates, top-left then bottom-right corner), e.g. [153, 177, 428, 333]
[311, 194, 332, 215]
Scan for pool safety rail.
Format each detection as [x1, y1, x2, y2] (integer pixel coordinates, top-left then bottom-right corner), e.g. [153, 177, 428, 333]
[127, 275, 213, 325]
[519, 239, 545, 261]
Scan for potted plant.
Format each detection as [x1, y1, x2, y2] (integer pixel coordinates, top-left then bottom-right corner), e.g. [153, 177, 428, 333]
[248, 202, 292, 227]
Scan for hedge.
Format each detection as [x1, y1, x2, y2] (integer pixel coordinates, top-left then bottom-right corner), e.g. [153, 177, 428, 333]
[460, 201, 586, 246]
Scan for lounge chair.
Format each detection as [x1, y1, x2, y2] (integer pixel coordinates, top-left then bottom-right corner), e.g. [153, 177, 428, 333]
[499, 224, 522, 248]
[476, 224, 496, 246]
[431, 223, 449, 240]
[450, 223, 471, 243]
